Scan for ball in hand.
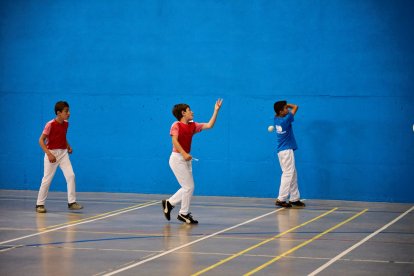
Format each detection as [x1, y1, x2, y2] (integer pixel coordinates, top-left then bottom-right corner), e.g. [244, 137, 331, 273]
[268, 125, 274, 132]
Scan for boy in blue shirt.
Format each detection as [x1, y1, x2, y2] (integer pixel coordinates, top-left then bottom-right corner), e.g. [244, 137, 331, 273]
[273, 101, 305, 208]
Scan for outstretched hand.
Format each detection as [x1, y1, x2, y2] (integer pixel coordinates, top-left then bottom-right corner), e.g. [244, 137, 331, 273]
[215, 98, 223, 111]
[202, 98, 223, 130]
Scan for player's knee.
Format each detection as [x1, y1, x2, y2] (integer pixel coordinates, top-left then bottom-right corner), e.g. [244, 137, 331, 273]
[40, 180, 52, 188]
[283, 175, 295, 183]
[66, 172, 75, 182]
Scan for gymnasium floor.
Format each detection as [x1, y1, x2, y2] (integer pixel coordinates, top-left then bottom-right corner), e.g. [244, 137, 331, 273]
[0, 190, 412, 276]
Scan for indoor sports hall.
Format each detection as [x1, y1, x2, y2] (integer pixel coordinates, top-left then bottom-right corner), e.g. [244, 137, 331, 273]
[1, 1, 413, 275]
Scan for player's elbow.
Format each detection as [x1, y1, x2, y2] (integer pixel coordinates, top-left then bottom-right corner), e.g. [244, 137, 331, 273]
[204, 123, 213, 130]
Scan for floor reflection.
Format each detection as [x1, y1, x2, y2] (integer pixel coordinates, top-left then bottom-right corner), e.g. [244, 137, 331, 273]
[36, 213, 77, 275]
[163, 223, 197, 276]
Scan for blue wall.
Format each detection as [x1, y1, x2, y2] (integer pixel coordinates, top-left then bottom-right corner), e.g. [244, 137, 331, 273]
[1, 1, 413, 202]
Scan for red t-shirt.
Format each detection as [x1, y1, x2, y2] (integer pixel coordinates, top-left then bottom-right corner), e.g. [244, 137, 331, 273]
[170, 121, 204, 153]
[42, 119, 68, 150]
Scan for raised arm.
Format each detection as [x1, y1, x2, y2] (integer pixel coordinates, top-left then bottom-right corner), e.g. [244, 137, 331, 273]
[202, 98, 223, 130]
[287, 103, 298, 116]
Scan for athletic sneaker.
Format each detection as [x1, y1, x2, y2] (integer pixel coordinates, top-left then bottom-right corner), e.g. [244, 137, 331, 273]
[177, 213, 198, 224]
[162, 199, 174, 221]
[275, 200, 292, 208]
[36, 205, 47, 213]
[289, 200, 306, 207]
[68, 202, 83, 210]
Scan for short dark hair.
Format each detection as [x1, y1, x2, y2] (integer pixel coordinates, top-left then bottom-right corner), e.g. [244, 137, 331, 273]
[55, 101, 69, 115]
[274, 100, 287, 115]
[172, 103, 190, 120]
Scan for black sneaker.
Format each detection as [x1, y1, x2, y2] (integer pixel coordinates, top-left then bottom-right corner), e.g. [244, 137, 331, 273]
[275, 200, 292, 208]
[36, 205, 47, 213]
[68, 202, 83, 210]
[177, 213, 198, 224]
[162, 199, 174, 221]
[289, 200, 306, 207]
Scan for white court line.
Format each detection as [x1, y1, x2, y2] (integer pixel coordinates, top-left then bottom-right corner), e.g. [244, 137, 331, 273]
[0, 201, 159, 246]
[308, 205, 414, 276]
[102, 208, 286, 276]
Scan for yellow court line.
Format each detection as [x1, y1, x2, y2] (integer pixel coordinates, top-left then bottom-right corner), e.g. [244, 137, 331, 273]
[40, 200, 159, 231]
[191, 207, 338, 276]
[244, 208, 369, 276]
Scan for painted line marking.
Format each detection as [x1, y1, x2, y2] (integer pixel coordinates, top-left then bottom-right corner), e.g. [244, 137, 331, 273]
[39, 201, 158, 230]
[3, 244, 411, 266]
[0, 197, 147, 205]
[0, 196, 288, 212]
[244, 208, 368, 276]
[0, 200, 159, 246]
[308, 205, 414, 276]
[192, 207, 338, 276]
[100, 208, 286, 276]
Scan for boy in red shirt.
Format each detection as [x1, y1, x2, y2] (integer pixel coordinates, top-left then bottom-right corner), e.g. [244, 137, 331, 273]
[35, 101, 83, 213]
[162, 99, 223, 224]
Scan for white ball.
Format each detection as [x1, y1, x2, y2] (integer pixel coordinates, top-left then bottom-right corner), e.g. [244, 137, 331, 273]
[268, 125, 274, 132]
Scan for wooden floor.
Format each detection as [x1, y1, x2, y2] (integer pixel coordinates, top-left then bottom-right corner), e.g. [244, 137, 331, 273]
[0, 190, 413, 275]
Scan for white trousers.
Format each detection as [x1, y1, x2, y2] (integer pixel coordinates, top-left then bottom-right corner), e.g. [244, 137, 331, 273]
[168, 152, 194, 215]
[36, 149, 76, 205]
[277, 149, 300, 202]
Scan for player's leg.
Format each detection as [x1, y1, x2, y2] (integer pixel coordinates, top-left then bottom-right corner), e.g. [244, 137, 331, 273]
[167, 153, 197, 223]
[59, 150, 82, 210]
[288, 153, 299, 201]
[162, 153, 181, 220]
[36, 151, 59, 212]
[288, 153, 305, 207]
[177, 160, 194, 215]
[276, 149, 294, 207]
[168, 153, 194, 210]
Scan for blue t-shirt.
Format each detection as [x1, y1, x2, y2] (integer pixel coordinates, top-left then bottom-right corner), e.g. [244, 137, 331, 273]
[274, 112, 297, 152]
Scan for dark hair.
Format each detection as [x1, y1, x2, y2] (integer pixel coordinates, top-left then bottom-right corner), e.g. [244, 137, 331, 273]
[172, 103, 190, 120]
[274, 100, 287, 115]
[55, 101, 69, 115]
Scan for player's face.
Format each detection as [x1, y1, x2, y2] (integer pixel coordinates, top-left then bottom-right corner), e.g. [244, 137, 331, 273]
[280, 105, 289, 116]
[58, 107, 70, 120]
[182, 107, 194, 121]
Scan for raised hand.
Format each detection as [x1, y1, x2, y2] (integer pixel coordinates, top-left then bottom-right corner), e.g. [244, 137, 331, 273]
[215, 98, 223, 111]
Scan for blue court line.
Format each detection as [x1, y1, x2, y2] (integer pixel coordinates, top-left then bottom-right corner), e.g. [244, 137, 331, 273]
[7, 231, 208, 248]
[25, 235, 166, 247]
